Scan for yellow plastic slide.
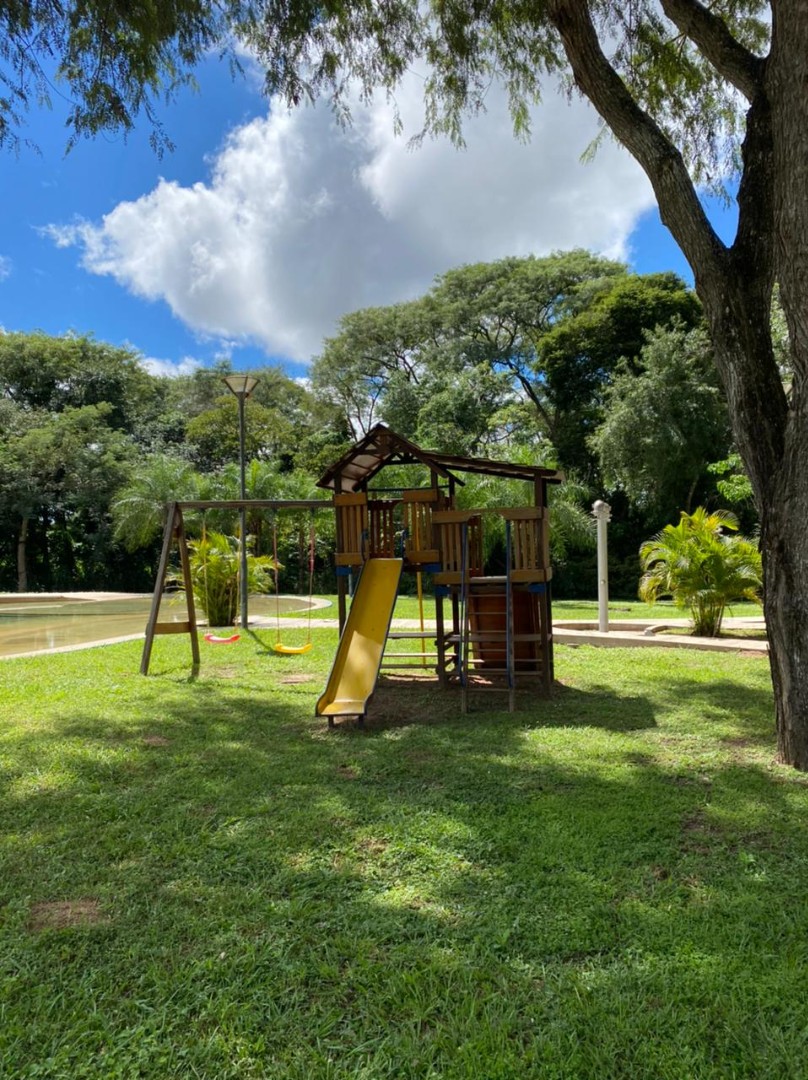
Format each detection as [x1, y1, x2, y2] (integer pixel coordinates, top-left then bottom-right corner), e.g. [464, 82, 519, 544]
[316, 558, 403, 722]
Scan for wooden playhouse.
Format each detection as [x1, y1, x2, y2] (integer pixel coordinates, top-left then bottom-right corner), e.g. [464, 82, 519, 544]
[317, 425, 563, 712]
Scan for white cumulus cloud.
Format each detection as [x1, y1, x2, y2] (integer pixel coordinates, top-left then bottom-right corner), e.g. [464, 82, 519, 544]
[138, 354, 202, 378]
[45, 77, 655, 362]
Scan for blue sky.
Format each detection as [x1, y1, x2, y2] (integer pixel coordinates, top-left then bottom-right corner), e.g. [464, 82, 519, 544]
[0, 55, 737, 381]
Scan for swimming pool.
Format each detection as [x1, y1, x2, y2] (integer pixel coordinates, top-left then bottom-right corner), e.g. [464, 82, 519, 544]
[0, 594, 321, 659]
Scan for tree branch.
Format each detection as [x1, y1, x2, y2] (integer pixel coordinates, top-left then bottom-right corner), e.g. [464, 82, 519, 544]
[660, 0, 765, 102]
[547, 0, 726, 288]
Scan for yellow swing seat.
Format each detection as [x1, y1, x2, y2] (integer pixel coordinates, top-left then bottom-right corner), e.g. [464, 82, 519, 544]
[271, 514, 316, 657]
[272, 641, 313, 656]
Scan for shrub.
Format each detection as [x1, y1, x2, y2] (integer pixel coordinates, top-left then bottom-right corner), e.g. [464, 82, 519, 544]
[180, 532, 276, 627]
[639, 508, 762, 636]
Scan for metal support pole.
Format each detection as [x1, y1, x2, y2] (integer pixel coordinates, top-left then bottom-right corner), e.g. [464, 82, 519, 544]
[222, 373, 259, 629]
[238, 392, 248, 630]
[592, 500, 612, 633]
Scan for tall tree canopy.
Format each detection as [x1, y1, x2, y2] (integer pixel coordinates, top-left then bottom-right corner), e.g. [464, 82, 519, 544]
[591, 323, 731, 518]
[0, 332, 338, 591]
[0, 0, 238, 153]
[313, 253, 699, 472]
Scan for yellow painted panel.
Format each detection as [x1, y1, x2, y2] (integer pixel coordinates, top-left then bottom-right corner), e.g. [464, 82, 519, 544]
[316, 558, 403, 718]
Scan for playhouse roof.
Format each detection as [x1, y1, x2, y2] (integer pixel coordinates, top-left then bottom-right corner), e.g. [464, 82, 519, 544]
[317, 424, 564, 492]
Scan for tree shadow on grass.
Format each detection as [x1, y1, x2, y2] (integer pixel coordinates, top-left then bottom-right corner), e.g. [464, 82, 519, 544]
[361, 676, 658, 734]
[2, 649, 807, 1076]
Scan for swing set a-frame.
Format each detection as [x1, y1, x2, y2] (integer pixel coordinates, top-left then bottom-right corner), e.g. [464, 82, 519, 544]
[140, 498, 328, 676]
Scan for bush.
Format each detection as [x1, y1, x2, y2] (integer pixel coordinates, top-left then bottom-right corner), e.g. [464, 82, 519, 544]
[639, 508, 762, 636]
[181, 532, 276, 627]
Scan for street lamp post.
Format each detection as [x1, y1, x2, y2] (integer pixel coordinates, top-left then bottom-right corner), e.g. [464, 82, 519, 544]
[223, 374, 259, 628]
[591, 500, 612, 633]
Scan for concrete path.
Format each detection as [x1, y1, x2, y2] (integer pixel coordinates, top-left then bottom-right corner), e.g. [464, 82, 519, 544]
[252, 616, 769, 654]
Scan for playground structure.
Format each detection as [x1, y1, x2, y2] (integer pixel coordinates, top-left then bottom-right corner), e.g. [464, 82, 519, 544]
[316, 425, 562, 721]
[141, 425, 563, 721]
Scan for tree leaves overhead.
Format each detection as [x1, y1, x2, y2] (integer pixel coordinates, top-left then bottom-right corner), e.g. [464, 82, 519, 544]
[3, 1, 770, 174]
[241, 0, 770, 183]
[0, 0, 241, 152]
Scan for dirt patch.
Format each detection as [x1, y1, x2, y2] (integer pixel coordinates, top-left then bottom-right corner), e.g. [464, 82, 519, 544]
[738, 650, 768, 659]
[404, 750, 437, 765]
[680, 809, 717, 855]
[29, 899, 107, 932]
[336, 764, 359, 780]
[280, 674, 316, 685]
[368, 683, 461, 727]
[142, 734, 170, 747]
[682, 809, 707, 832]
[213, 666, 238, 679]
[358, 836, 389, 856]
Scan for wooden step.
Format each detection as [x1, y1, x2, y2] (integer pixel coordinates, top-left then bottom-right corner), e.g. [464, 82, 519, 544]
[380, 656, 438, 665]
[382, 651, 439, 659]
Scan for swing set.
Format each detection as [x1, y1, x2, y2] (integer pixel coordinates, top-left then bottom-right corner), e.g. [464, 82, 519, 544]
[141, 498, 326, 675]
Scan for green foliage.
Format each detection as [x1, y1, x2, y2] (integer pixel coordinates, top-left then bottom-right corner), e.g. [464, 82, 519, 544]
[591, 323, 731, 515]
[180, 530, 276, 627]
[111, 455, 200, 551]
[185, 368, 325, 470]
[640, 508, 762, 637]
[0, 331, 159, 435]
[708, 453, 755, 509]
[542, 275, 703, 473]
[0, 402, 135, 589]
[0, 0, 238, 153]
[312, 253, 700, 476]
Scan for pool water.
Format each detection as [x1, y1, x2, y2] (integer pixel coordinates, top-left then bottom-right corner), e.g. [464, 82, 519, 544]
[0, 594, 317, 658]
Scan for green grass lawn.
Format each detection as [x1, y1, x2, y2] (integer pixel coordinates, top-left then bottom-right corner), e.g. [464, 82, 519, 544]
[1, 632, 804, 1078]
[295, 594, 763, 625]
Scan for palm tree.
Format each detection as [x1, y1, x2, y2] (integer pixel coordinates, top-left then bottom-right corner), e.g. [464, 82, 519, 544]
[111, 454, 200, 551]
[180, 531, 276, 627]
[639, 507, 762, 636]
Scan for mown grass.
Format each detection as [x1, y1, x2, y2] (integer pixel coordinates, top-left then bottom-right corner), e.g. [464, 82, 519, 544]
[1, 631, 804, 1079]
[297, 594, 763, 625]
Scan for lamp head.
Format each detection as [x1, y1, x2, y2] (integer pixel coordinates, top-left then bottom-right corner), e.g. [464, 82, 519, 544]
[222, 374, 259, 399]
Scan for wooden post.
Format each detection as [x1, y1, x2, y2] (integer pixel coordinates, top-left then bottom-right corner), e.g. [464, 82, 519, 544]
[176, 508, 200, 675]
[141, 503, 200, 676]
[334, 478, 347, 632]
[536, 478, 554, 685]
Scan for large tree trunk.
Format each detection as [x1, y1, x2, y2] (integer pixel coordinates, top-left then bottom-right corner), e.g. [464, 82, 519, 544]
[762, 468, 808, 767]
[698, 276, 804, 767]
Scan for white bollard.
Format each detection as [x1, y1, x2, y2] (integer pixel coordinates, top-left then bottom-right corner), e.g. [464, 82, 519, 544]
[591, 501, 612, 633]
